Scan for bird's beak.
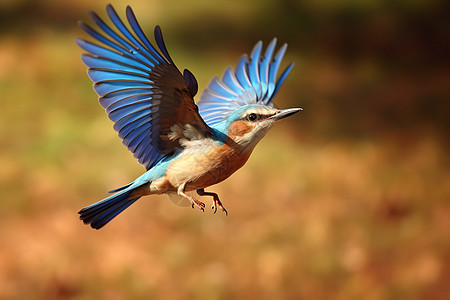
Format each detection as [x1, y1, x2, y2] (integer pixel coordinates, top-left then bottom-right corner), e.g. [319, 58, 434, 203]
[270, 108, 303, 121]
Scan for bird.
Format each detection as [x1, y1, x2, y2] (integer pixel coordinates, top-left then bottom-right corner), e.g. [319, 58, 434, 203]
[76, 4, 302, 229]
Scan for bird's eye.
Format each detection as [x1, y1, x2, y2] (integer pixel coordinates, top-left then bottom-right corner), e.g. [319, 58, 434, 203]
[247, 113, 258, 122]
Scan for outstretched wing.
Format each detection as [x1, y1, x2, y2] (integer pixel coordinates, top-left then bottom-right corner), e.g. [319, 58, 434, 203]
[197, 39, 294, 126]
[77, 4, 211, 170]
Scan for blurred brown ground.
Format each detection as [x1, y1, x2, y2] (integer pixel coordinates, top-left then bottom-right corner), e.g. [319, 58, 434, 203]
[0, 0, 449, 299]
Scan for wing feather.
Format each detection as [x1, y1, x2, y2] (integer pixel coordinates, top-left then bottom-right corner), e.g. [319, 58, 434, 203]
[81, 55, 149, 75]
[248, 41, 262, 100]
[78, 4, 211, 169]
[222, 67, 245, 95]
[197, 39, 293, 126]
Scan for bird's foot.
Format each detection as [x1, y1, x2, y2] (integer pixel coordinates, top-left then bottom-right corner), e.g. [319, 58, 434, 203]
[178, 184, 205, 212]
[196, 188, 228, 216]
[212, 198, 228, 216]
[190, 198, 205, 212]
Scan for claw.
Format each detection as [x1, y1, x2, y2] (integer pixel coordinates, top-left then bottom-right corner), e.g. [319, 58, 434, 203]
[193, 199, 205, 211]
[218, 205, 228, 216]
[179, 183, 204, 212]
[212, 201, 227, 216]
[189, 197, 205, 211]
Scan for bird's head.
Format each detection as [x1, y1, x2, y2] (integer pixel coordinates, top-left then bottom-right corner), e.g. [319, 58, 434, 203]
[223, 104, 302, 151]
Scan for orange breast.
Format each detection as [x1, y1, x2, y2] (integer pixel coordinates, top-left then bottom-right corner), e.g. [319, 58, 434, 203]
[165, 141, 252, 191]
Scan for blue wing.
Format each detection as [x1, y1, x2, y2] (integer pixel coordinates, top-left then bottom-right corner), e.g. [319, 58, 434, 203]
[77, 4, 210, 170]
[197, 39, 294, 126]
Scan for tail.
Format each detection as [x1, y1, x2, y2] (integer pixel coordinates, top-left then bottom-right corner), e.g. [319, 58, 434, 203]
[78, 189, 141, 230]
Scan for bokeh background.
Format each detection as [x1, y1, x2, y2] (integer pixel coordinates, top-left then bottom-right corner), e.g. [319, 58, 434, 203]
[1, 0, 449, 298]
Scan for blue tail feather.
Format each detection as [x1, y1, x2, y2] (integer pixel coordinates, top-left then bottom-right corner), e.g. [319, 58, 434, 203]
[79, 189, 140, 229]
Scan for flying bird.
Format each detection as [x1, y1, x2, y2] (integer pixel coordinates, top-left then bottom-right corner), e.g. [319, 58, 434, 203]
[76, 4, 302, 229]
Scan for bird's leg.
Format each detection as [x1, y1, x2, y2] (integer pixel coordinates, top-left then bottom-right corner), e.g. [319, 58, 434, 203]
[178, 183, 205, 212]
[197, 188, 228, 216]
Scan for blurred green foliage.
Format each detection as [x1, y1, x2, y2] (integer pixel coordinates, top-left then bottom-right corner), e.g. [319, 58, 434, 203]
[0, 0, 449, 299]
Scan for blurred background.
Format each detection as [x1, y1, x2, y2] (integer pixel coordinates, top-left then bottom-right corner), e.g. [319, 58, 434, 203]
[0, 0, 449, 298]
